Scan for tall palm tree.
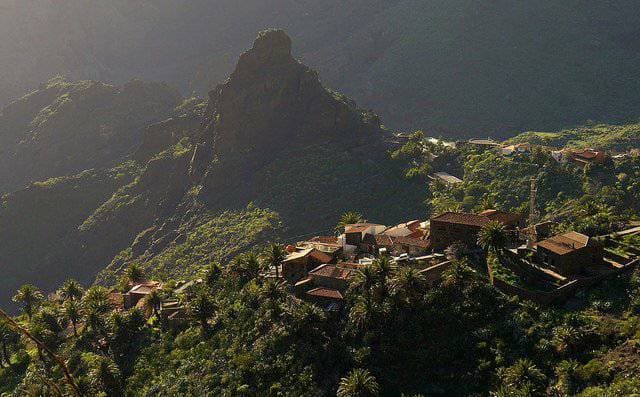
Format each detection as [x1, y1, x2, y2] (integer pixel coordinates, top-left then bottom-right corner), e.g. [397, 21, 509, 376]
[124, 264, 145, 285]
[336, 211, 365, 234]
[62, 300, 82, 337]
[348, 297, 377, 332]
[477, 220, 509, 285]
[81, 286, 112, 335]
[337, 368, 380, 397]
[372, 255, 395, 300]
[391, 266, 426, 304]
[260, 279, 286, 319]
[350, 264, 378, 303]
[262, 243, 287, 279]
[229, 253, 263, 283]
[189, 293, 216, 333]
[12, 284, 44, 319]
[84, 354, 123, 396]
[143, 290, 162, 317]
[58, 279, 84, 301]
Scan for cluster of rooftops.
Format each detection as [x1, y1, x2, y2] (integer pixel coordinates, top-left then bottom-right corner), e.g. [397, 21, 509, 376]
[101, 213, 637, 317]
[276, 209, 609, 310]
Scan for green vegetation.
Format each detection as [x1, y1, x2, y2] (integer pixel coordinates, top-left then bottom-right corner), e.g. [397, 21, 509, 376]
[392, 131, 640, 236]
[97, 204, 280, 286]
[2, 254, 640, 395]
[508, 122, 640, 151]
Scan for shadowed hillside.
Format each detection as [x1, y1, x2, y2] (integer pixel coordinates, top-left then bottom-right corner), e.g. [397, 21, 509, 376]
[0, 77, 181, 194]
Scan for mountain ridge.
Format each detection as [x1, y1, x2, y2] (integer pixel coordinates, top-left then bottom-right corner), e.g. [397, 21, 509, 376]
[2, 1, 640, 136]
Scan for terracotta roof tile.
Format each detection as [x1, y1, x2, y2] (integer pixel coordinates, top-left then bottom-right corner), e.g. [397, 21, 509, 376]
[431, 212, 492, 227]
[306, 287, 344, 300]
[537, 232, 590, 255]
[309, 264, 354, 280]
[393, 236, 432, 249]
[309, 236, 339, 244]
[432, 210, 521, 227]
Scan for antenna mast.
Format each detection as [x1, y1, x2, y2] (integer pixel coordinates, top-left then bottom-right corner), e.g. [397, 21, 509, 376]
[527, 176, 540, 248]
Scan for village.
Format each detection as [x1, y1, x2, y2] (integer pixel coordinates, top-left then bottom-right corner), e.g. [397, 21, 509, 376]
[100, 136, 640, 321]
[70, 128, 640, 326]
[110, 205, 639, 320]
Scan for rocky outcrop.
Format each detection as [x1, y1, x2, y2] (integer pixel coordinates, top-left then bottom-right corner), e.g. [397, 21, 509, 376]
[195, 30, 423, 234]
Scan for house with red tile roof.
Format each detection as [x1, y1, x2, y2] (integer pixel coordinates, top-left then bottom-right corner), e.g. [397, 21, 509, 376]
[123, 281, 162, 310]
[362, 233, 432, 256]
[344, 223, 387, 246]
[305, 287, 345, 311]
[282, 248, 333, 284]
[552, 148, 608, 168]
[536, 231, 603, 276]
[308, 264, 355, 291]
[430, 210, 522, 250]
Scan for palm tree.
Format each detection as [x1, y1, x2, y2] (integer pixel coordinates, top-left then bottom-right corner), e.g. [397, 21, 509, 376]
[262, 243, 287, 279]
[260, 279, 286, 319]
[12, 284, 44, 319]
[189, 293, 216, 332]
[81, 286, 112, 335]
[350, 264, 378, 303]
[441, 259, 474, 289]
[500, 358, 547, 397]
[58, 279, 84, 301]
[204, 262, 223, 290]
[84, 354, 123, 396]
[62, 300, 82, 337]
[372, 255, 395, 300]
[337, 368, 380, 397]
[336, 211, 365, 234]
[229, 252, 263, 283]
[0, 309, 84, 396]
[391, 266, 426, 304]
[124, 264, 145, 285]
[477, 220, 509, 285]
[348, 297, 373, 332]
[143, 290, 162, 317]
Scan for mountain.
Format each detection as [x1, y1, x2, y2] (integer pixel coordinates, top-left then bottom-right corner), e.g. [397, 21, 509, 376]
[194, 30, 423, 232]
[0, 77, 181, 194]
[0, 30, 423, 309]
[2, 1, 640, 136]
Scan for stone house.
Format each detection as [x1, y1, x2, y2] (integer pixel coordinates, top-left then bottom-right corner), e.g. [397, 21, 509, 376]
[536, 231, 603, 276]
[282, 248, 333, 284]
[429, 210, 522, 251]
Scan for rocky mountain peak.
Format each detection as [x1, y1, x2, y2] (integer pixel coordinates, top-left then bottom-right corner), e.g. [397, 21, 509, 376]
[238, 29, 292, 70]
[195, 30, 398, 218]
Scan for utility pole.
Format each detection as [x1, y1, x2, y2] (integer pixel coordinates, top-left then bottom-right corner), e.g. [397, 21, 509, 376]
[527, 176, 540, 249]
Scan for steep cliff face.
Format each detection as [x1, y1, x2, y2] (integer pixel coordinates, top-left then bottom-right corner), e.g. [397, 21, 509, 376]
[0, 78, 182, 194]
[197, 30, 422, 234]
